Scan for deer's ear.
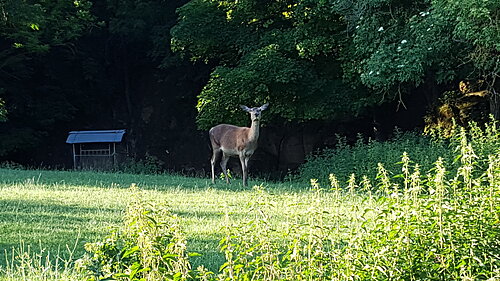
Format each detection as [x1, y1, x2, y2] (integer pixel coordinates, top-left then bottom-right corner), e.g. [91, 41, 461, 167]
[240, 105, 251, 112]
[260, 103, 269, 111]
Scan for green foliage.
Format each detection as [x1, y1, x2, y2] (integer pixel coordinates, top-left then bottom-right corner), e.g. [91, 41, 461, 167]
[76, 186, 210, 280]
[218, 185, 340, 280]
[295, 130, 452, 186]
[72, 138, 500, 280]
[117, 154, 165, 175]
[432, 117, 500, 171]
[0, 0, 95, 159]
[340, 0, 452, 90]
[340, 0, 499, 95]
[172, 0, 368, 129]
[0, 0, 95, 53]
[195, 44, 344, 128]
[0, 0, 198, 165]
[297, 119, 500, 188]
[1, 137, 499, 279]
[1, 242, 83, 281]
[433, 0, 499, 73]
[218, 148, 500, 279]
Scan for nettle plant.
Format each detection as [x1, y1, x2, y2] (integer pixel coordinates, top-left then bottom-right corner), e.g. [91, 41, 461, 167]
[220, 143, 499, 280]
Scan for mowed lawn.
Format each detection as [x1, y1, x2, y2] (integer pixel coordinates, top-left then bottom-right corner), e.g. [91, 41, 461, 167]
[0, 168, 349, 272]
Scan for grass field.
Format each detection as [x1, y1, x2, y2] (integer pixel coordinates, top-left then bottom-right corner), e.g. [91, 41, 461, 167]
[0, 169, 329, 276]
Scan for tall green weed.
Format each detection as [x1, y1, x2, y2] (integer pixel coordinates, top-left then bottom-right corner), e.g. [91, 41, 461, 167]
[69, 147, 499, 280]
[217, 144, 499, 280]
[1, 241, 83, 281]
[27, 121, 499, 280]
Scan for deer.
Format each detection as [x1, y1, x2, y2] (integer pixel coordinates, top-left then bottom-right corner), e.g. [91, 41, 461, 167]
[209, 103, 269, 186]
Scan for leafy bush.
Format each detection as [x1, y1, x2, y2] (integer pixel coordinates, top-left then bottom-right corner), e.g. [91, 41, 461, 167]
[295, 130, 452, 186]
[116, 154, 164, 175]
[448, 118, 500, 170]
[296, 118, 500, 189]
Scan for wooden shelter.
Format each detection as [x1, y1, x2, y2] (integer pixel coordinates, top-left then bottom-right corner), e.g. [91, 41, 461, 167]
[66, 129, 126, 170]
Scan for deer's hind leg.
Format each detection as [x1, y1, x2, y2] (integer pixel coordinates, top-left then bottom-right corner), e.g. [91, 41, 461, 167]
[220, 153, 231, 184]
[211, 148, 221, 184]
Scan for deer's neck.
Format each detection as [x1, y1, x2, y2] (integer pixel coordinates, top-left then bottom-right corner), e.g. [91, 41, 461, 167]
[248, 119, 261, 143]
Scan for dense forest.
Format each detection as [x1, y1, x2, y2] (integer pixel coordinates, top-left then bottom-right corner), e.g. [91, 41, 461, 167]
[0, 0, 498, 177]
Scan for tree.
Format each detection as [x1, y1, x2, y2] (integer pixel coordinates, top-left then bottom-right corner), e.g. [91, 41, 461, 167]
[172, 0, 367, 129]
[0, 0, 94, 119]
[0, 0, 95, 157]
[0, 0, 208, 169]
[338, 0, 498, 115]
[432, 0, 499, 118]
[172, 0, 499, 129]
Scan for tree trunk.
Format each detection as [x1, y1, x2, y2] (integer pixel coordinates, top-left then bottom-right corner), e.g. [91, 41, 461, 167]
[490, 88, 500, 120]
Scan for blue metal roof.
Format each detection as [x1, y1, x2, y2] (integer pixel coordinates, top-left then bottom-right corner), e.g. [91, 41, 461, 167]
[66, 130, 126, 144]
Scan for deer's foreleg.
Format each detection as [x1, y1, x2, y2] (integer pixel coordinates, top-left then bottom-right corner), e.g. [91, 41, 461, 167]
[240, 154, 250, 186]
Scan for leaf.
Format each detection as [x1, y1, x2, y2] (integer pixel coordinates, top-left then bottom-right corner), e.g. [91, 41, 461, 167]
[234, 264, 244, 270]
[219, 262, 230, 272]
[122, 246, 140, 259]
[173, 272, 183, 281]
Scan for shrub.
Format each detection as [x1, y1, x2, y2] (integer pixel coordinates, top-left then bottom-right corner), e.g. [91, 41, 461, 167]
[116, 154, 164, 175]
[295, 130, 452, 187]
[296, 118, 500, 190]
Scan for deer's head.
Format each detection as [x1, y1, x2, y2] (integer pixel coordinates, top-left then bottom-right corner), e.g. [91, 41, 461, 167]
[240, 103, 269, 122]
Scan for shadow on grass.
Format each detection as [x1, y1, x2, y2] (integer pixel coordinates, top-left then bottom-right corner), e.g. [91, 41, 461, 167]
[187, 236, 225, 273]
[0, 168, 306, 192]
[0, 198, 123, 267]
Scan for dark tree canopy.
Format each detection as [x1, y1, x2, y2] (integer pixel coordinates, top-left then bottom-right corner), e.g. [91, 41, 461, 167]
[0, 0, 207, 167]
